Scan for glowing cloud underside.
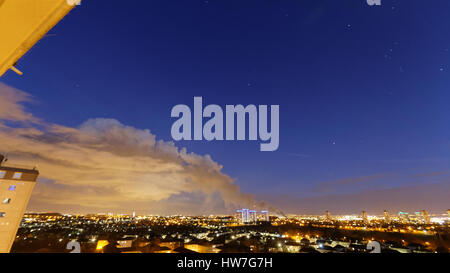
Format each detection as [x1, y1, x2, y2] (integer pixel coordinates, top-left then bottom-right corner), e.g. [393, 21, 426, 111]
[0, 83, 259, 214]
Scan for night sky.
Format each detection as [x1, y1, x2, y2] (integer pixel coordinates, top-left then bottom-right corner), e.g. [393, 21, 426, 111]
[1, 0, 450, 214]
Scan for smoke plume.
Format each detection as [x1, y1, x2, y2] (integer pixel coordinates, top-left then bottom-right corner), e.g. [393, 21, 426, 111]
[0, 83, 263, 214]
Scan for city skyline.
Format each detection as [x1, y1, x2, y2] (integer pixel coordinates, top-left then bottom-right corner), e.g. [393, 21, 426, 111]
[1, 0, 450, 215]
[13, 209, 450, 253]
[19, 208, 450, 218]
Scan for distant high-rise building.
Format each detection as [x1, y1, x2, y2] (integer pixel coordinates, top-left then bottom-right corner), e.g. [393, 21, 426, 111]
[447, 209, 450, 218]
[0, 155, 39, 253]
[398, 211, 409, 223]
[237, 209, 269, 224]
[261, 210, 269, 222]
[362, 211, 369, 224]
[421, 210, 430, 225]
[236, 209, 249, 224]
[383, 210, 391, 224]
[249, 210, 257, 223]
[325, 210, 332, 221]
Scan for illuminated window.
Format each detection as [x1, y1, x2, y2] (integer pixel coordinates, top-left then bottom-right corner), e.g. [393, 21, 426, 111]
[0, 212, 5, 218]
[0, 171, 5, 178]
[13, 172, 22, 179]
[2, 198, 11, 204]
[8, 185, 15, 191]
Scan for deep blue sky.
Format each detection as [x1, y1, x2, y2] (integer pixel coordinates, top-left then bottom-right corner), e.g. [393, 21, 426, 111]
[2, 0, 450, 213]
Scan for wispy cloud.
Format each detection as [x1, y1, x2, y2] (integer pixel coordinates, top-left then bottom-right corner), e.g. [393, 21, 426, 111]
[409, 171, 449, 178]
[287, 153, 310, 158]
[258, 181, 450, 215]
[0, 83, 37, 123]
[313, 173, 393, 193]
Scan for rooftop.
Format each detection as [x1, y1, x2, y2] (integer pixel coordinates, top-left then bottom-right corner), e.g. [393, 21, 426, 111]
[0, 154, 39, 182]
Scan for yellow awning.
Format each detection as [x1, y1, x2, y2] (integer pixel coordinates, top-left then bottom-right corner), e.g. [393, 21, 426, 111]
[0, 0, 79, 77]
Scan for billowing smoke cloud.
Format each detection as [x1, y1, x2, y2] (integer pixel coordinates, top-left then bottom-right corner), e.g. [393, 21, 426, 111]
[0, 83, 262, 214]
